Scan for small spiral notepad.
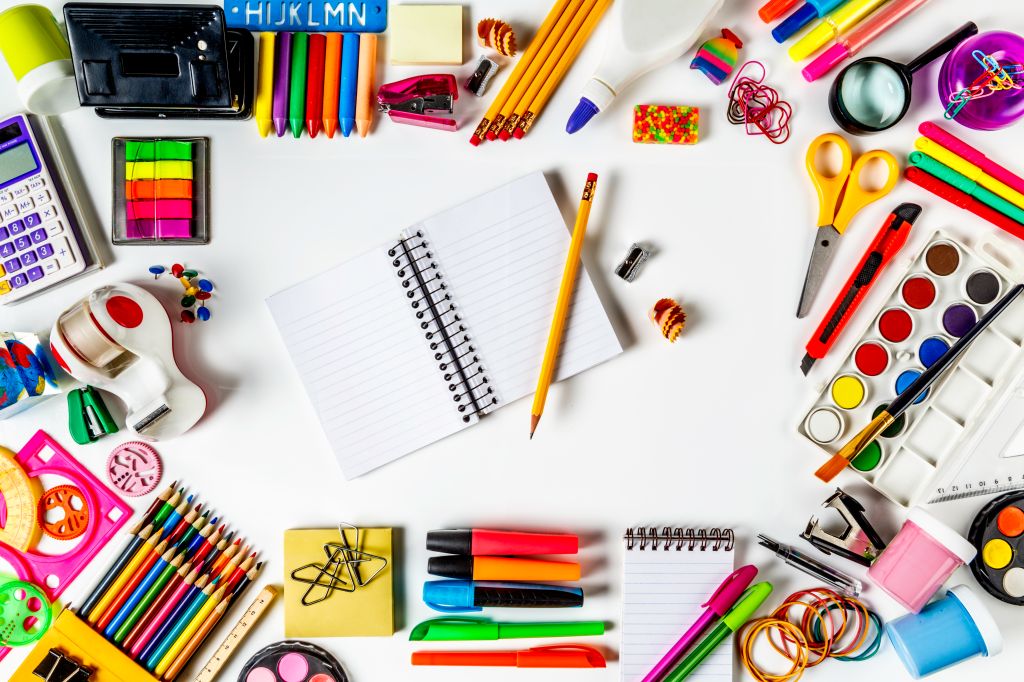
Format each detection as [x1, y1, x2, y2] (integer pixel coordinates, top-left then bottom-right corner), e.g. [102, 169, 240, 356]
[621, 527, 736, 682]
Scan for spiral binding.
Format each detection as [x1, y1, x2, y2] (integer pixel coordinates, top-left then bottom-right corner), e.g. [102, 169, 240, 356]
[624, 527, 735, 552]
[389, 231, 498, 423]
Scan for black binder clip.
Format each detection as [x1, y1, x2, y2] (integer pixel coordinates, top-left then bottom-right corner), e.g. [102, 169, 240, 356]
[67, 386, 119, 445]
[33, 649, 92, 681]
[801, 488, 887, 566]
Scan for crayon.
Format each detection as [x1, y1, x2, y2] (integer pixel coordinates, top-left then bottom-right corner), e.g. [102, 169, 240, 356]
[289, 33, 309, 138]
[339, 33, 359, 137]
[256, 32, 275, 137]
[306, 34, 326, 137]
[356, 34, 377, 137]
[274, 33, 293, 137]
[323, 34, 342, 138]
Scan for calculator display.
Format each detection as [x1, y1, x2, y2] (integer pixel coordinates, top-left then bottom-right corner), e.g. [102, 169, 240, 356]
[0, 143, 38, 186]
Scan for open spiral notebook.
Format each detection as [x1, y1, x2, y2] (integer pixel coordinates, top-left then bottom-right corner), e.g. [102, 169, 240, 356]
[267, 173, 622, 478]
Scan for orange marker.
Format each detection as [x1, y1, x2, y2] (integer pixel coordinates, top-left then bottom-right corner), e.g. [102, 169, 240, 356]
[355, 33, 377, 138]
[323, 34, 342, 138]
[412, 645, 606, 668]
[428, 556, 581, 582]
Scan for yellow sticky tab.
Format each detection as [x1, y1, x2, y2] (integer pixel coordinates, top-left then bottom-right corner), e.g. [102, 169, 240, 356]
[124, 161, 193, 181]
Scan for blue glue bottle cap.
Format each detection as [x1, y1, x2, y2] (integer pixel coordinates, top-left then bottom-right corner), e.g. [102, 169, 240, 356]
[566, 98, 600, 134]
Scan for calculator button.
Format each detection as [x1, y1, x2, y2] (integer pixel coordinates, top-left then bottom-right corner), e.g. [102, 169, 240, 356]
[0, 243, 13, 258]
[21, 251, 37, 266]
[0, 227, 6, 241]
[0, 263, 4, 276]
[31, 191, 49, 205]
[12, 185, 28, 198]
[29, 228, 46, 244]
[8, 220, 24, 234]
[27, 177, 44, 191]
[4, 257, 21, 272]
[23, 213, 40, 229]
[45, 221, 63, 237]
[2, 205, 17, 220]
[14, 236, 31, 251]
[42, 260, 58, 276]
[37, 244, 54, 259]
[53, 238, 75, 267]
[0, 192, 11, 205]
[15, 198, 33, 213]
[39, 205, 57, 222]
[10, 273, 28, 288]
[26, 266, 43, 282]
[0, 280, 9, 295]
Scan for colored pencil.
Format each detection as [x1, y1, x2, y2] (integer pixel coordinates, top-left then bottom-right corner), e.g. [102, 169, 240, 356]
[205, 531, 232, 568]
[143, 482, 178, 529]
[502, 0, 599, 140]
[339, 33, 360, 137]
[158, 497, 190, 542]
[273, 33, 292, 137]
[162, 595, 230, 681]
[152, 583, 226, 676]
[122, 559, 195, 654]
[225, 553, 255, 593]
[231, 562, 262, 602]
[256, 32, 275, 137]
[79, 522, 153, 620]
[515, 0, 612, 139]
[355, 33, 377, 138]
[176, 509, 208, 549]
[489, 0, 587, 141]
[323, 33, 342, 138]
[111, 549, 185, 642]
[470, 0, 574, 146]
[289, 32, 309, 138]
[306, 33, 326, 138]
[190, 525, 222, 566]
[166, 504, 200, 546]
[87, 529, 160, 625]
[104, 544, 176, 637]
[218, 545, 248, 582]
[94, 538, 168, 629]
[529, 173, 599, 438]
[210, 538, 240, 577]
[138, 574, 212, 665]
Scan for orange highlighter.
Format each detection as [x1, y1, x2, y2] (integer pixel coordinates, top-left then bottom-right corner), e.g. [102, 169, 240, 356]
[428, 556, 580, 581]
[412, 645, 606, 668]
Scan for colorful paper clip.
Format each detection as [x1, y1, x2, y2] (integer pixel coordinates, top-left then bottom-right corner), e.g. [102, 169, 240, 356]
[377, 74, 459, 132]
[67, 386, 119, 445]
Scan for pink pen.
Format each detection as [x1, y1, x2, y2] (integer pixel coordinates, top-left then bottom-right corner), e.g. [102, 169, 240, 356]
[641, 565, 758, 682]
[803, 0, 933, 81]
[920, 121, 1024, 196]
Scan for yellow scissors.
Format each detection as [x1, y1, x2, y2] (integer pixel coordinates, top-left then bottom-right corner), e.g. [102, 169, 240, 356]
[797, 133, 900, 318]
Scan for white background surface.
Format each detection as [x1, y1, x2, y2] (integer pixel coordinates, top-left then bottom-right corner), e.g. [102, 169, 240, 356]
[1, 0, 1023, 680]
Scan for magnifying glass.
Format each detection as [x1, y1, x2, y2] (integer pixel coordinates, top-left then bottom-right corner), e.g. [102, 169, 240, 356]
[830, 22, 978, 134]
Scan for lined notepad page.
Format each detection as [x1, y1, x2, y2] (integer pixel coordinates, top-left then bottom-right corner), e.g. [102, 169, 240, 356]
[418, 172, 622, 404]
[621, 548, 735, 682]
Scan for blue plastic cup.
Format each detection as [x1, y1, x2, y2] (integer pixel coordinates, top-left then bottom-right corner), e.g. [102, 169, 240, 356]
[886, 585, 1003, 678]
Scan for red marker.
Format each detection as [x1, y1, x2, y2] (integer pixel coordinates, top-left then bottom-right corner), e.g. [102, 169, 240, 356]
[906, 167, 1024, 241]
[801, 203, 922, 376]
[306, 34, 326, 138]
[412, 645, 605, 668]
[427, 529, 578, 556]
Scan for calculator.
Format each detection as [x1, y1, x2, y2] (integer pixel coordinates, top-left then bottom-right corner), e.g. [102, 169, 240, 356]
[0, 113, 98, 304]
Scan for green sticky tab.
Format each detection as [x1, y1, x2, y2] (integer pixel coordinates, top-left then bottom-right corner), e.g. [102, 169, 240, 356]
[125, 140, 157, 162]
[124, 140, 194, 161]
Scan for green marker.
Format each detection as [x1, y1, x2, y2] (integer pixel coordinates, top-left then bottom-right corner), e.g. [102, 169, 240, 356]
[288, 32, 309, 138]
[662, 582, 774, 682]
[410, 617, 605, 641]
[910, 151, 1024, 224]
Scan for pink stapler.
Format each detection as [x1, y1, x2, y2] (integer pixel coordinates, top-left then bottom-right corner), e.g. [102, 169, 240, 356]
[378, 74, 459, 131]
[49, 283, 205, 441]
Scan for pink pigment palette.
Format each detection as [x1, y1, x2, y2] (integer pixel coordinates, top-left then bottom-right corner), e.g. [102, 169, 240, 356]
[240, 640, 349, 682]
[799, 232, 1024, 506]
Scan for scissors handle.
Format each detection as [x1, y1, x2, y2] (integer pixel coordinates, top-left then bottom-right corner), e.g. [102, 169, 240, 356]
[833, 150, 900, 233]
[806, 133, 854, 228]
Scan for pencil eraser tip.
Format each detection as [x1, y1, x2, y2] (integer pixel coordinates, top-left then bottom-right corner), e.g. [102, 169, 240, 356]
[498, 130, 511, 141]
[512, 128, 524, 140]
[587, 173, 598, 182]
[469, 135, 482, 147]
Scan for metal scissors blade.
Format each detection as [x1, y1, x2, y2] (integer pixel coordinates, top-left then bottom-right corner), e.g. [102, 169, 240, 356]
[797, 225, 841, 318]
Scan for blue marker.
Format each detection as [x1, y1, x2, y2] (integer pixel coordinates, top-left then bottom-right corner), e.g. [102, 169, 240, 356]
[423, 580, 584, 613]
[339, 33, 360, 137]
[772, 0, 847, 43]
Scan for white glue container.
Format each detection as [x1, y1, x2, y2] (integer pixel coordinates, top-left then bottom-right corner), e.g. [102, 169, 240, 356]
[566, 0, 724, 133]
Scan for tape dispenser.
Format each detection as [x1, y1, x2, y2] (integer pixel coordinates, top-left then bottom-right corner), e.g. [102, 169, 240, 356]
[49, 283, 205, 441]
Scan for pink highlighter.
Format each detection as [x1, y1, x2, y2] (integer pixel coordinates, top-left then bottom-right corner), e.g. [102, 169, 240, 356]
[920, 121, 1024, 196]
[641, 565, 758, 682]
[803, 0, 933, 81]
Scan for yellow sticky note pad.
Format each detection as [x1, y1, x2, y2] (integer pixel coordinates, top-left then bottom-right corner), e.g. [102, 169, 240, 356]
[284, 527, 394, 637]
[389, 5, 463, 65]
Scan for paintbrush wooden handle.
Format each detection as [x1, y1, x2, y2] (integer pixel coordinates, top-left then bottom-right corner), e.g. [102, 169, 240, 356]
[816, 412, 895, 482]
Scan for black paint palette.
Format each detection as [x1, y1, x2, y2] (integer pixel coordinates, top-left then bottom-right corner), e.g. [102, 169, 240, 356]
[969, 491, 1024, 605]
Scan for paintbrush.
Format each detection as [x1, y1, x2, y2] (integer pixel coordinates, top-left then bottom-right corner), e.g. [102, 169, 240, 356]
[817, 283, 1024, 482]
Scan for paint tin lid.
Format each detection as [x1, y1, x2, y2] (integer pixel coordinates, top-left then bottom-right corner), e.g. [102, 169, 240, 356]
[908, 508, 977, 563]
[948, 585, 1003, 656]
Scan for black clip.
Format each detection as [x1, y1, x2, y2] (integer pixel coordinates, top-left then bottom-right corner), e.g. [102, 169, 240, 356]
[33, 649, 92, 681]
[801, 488, 887, 566]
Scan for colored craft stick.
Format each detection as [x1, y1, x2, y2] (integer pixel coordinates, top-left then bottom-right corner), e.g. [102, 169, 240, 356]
[96, 540, 169, 632]
[323, 33, 342, 138]
[274, 33, 293, 137]
[356, 33, 377, 137]
[339, 33, 360, 137]
[911, 152, 1024, 224]
[138, 575, 211, 665]
[87, 532, 161, 625]
[128, 563, 200, 658]
[124, 161, 193, 181]
[916, 137, 1024, 210]
[920, 121, 1024, 197]
[256, 32, 275, 137]
[126, 180, 193, 201]
[111, 550, 184, 643]
[79, 523, 153, 621]
[153, 584, 226, 677]
[306, 33, 326, 138]
[289, 32, 309, 138]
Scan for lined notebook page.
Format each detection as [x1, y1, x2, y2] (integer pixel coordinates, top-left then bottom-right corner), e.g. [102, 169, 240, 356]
[266, 249, 471, 479]
[419, 172, 622, 404]
[621, 546, 735, 682]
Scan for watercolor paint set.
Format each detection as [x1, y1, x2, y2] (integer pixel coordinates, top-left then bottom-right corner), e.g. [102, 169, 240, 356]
[240, 640, 349, 682]
[969, 491, 1024, 605]
[799, 231, 1024, 507]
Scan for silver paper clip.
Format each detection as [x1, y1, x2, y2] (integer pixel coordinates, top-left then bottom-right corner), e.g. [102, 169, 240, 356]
[289, 522, 389, 606]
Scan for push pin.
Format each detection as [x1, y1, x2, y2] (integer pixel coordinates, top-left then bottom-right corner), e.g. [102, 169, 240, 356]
[148, 264, 214, 322]
[801, 488, 888, 566]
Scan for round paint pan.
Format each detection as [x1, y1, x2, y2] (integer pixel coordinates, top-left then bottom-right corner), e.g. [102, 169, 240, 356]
[805, 407, 845, 445]
[965, 269, 1001, 305]
[968, 490, 1024, 605]
[878, 307, 914, 343]
[854, 341, 890, 376]
[240, 641, 349, 682]
[925, 241, 962, 276]
[831, 375, 866, 410]
[942, 302, 978, 338]
[902, 275, 937, 310]
[895, 369, 930, 405]
[871, 403, 906, 437]
[851, 441, 884, 472]
[919, 336, 951, 368]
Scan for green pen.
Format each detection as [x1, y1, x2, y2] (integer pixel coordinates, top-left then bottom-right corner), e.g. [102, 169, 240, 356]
[409, 617, 605, 641]
[909, 151, 1024, 224]
[661, 582, 774, 682]
[288, 32, 309, 138]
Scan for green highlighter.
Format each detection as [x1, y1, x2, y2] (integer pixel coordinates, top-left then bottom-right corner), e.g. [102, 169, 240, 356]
[288, 33, 309, 138]
[410, 617, 605, 641]
[909, 151, 1024, 225]
[662, 582, 774, 682]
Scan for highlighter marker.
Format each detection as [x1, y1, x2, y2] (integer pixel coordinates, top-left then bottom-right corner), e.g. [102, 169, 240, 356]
[412, 645, 606, 668]
[789, 0, 888, 62]
[410, 617, 605, 641]
[427, 529, 579, 556]
[773, 0, 846, 43]
[305, 33, 326, 138]
[288, 32, 309, 138]
[272, 32, 292, 137]
[428, 556, 581, 582]
[255, 32, 275, 137]
[339, 33, 360, 137]
[423, 580, 584, 613]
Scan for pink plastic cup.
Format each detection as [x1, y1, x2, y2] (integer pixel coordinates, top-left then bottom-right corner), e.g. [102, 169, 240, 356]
[867, 508, 976, 613]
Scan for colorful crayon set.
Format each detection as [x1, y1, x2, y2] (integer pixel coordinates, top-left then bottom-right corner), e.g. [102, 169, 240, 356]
[75, 483, 261, 680]
[254, 32, 378, 139]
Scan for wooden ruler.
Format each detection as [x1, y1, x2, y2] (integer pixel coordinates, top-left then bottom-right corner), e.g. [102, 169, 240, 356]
[194, 584, 277, 682]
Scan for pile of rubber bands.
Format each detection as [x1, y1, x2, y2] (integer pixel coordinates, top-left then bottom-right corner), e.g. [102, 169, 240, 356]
[739, 588, 884, 682]
[727, 61, 793, 144]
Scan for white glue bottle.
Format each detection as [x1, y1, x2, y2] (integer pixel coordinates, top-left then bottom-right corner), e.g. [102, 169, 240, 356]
[566, 0, 724, 133]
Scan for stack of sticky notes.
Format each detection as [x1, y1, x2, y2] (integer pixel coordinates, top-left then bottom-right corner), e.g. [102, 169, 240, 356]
[389, 5, 463, 65]
[632, 105, 700, 145]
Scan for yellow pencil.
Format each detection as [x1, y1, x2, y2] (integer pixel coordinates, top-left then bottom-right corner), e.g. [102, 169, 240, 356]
[88, 529, 159, 625]
[515, 0, 612, 139]
[154, 584, 227, 678]
[487, 0, 588, 141]
[255, 32, 275, 138]
[502, 0, 599, 140]
[470, 0, 574, 146]
[530, 173, 599, 439]
[355, 33, 377, 138]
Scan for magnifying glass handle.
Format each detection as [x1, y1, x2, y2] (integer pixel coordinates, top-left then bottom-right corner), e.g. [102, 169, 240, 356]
[906, 21, 978, 74]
